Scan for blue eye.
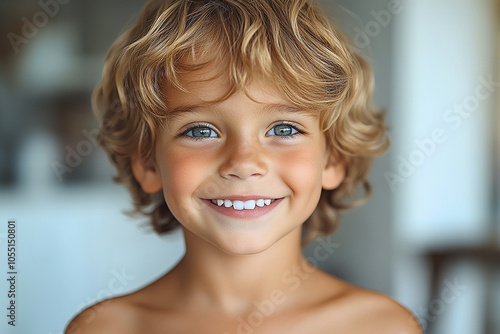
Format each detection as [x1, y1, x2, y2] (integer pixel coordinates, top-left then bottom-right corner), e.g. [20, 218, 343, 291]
[180, 124, 218, 140]
[177, 122, 305, 141]
[266, 123, 303, 138]
[188, 127, 217, 138]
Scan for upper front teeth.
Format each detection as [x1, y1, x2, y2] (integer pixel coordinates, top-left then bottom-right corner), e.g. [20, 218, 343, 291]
[211, 199, 275, 210]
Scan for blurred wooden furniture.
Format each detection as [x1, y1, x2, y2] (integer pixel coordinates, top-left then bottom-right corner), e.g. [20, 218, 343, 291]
[425, 242, 500, 334]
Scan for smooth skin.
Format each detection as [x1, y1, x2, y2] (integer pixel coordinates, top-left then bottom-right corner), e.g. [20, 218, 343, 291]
[66, 62, 422, 334]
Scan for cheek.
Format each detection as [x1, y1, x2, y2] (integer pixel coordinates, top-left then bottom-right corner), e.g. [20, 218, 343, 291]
[157, 148, 213, 216]
[276, 144, 325, 199]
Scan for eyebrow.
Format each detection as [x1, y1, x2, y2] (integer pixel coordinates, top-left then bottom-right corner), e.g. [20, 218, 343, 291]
[262, 103, 312, 115]
[165, 103, 315, 122]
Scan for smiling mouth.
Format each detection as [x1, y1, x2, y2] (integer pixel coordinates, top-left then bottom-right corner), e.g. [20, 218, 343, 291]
[209, 199, 277, 210]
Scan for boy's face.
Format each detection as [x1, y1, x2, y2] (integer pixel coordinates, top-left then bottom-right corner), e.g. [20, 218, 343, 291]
[133, 62, 344, 255]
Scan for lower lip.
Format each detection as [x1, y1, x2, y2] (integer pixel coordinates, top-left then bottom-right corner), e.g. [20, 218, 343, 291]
[202, 198, 284, 219]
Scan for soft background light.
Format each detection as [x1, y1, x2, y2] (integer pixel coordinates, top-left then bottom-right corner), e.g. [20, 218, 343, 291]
[0, 0, 498, 333]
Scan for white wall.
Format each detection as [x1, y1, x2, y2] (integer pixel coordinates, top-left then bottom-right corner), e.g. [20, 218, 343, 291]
[391, 0, 497, 332]
[391, 0, 495, 247]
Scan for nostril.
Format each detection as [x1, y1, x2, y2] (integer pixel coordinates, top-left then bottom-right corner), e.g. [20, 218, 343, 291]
[220, 166, 266, 180]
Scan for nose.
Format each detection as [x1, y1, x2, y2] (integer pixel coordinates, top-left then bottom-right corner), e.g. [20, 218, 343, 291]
[218, 136, 268, 180]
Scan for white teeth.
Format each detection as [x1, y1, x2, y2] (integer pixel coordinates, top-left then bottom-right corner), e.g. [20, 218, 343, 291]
[210, 198, 277, 210]
[244, 200, 256, 210]
[233, 201, 244, 210]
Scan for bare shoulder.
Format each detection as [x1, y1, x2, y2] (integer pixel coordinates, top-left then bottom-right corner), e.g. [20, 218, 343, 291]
[65, 295, 142, 334]
[322, 279, 423, 334]
[350, 286, 421, 333]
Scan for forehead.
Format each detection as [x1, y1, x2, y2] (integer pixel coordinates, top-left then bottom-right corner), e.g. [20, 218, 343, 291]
[165, 61, 288, 108]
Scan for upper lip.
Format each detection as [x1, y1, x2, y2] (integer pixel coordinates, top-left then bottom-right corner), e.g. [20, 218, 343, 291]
[205, 196, 282, 201]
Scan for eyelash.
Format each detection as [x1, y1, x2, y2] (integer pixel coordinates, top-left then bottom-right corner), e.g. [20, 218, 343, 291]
[177, 122, 215, 141]
[268, 122, 306, 139]
[176, 122, 306, 141]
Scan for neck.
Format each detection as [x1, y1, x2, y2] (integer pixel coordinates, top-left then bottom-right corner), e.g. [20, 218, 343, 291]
[170, 227, 307, 315]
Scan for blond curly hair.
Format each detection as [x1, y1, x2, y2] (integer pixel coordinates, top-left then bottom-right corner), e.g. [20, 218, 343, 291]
[93, 0, 389, 243]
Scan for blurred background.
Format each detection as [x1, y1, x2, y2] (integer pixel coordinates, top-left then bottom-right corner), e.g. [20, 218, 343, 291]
[0, 0, 499, 333]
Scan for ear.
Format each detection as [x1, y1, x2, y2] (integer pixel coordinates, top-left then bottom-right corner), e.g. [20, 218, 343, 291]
[131, 156, 163, 194]
[321, 154, 345, 190]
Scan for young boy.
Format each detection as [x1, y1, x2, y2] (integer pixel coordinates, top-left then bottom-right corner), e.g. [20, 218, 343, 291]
[66, 0, 422, 333]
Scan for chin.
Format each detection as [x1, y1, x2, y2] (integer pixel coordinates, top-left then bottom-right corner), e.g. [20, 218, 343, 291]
[210, 234, 278, 256]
